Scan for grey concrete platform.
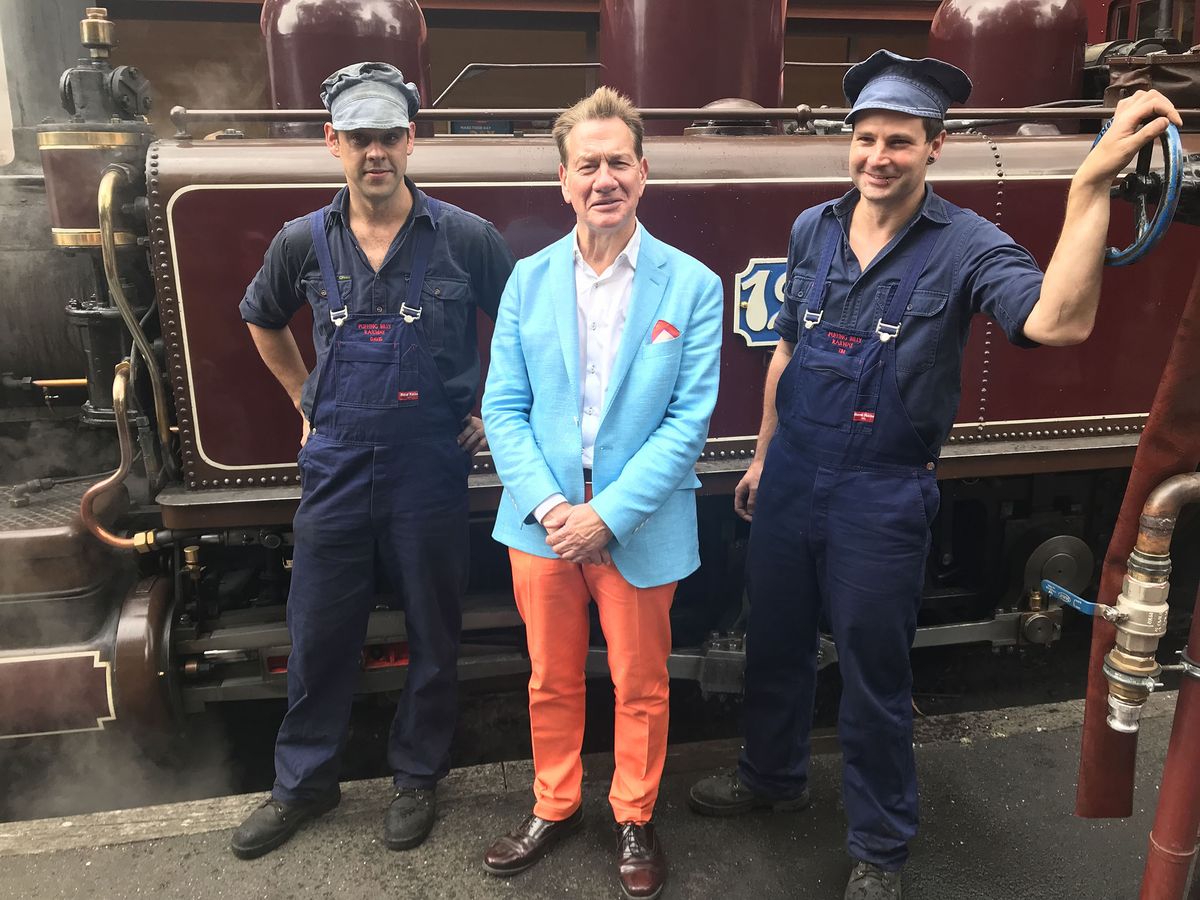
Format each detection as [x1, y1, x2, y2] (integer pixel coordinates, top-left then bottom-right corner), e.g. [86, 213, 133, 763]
[0, 693, 1181, 900]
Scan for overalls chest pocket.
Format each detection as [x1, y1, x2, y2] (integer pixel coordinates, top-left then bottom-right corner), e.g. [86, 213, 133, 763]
[303, 274, 353, 315]
[789, 336, 867, 432]
[874, 281, 950, 374]
[334, 341, 402, 409]
[410, 276, 471, 352]
[785, 273, 815, 313]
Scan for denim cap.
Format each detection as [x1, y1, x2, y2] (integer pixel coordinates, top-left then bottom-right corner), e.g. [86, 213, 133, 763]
[843, 50, 971, 124]
[320, 62, 421, 130]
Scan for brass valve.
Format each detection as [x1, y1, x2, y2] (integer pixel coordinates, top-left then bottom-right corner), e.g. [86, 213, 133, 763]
[80, 8, 114, 58]
[1102, 555, 1170, 733]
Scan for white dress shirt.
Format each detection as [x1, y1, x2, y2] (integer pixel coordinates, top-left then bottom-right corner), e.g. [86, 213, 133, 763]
[533, 222, 642, 524]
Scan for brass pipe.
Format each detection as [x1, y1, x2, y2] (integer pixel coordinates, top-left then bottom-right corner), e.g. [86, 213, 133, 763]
[98, 166, 172, 453]
[80, 362, 135, 551]
[32, 378, 87, 388]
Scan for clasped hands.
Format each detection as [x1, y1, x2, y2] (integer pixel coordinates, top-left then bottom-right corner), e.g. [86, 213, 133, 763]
[543, 501, 614, 566]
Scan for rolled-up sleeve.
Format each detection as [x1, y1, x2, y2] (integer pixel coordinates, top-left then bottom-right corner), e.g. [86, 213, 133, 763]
[959, 220, 1045, 348]
[239, 226, 304, 329]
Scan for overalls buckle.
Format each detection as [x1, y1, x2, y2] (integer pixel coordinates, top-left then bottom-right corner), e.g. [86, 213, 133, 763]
[802, 310, 823, 330]
[875, 320, 900, 343]
[400, 303, 423, 324]
[329, 306, 349, 328]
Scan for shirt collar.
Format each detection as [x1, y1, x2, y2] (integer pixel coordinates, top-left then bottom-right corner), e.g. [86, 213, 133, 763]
[829, 184, 951, 227]
[327, 177, 439, 228]
[573, 220, 642, 274]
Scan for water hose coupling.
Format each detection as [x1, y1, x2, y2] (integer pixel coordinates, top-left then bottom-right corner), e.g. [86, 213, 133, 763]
[1103, 557, 1170, 732]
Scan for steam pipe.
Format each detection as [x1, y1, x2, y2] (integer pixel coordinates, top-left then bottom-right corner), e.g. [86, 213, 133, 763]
[1156, 0, 1175, 41]
[80, 362, 135, 551]
[98, 166, 172, 456]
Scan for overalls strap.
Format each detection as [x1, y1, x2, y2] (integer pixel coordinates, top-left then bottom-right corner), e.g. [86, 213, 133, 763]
[307, 207, 348, 328]
[875, 224, 944, 343]
[801, 216, 842, 331]
[401, 198, 440, 323]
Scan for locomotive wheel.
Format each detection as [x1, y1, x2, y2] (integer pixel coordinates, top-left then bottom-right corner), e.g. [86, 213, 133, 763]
[112, 574, 183, 753]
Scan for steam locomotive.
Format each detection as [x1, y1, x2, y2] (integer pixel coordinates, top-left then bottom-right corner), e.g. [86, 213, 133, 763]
[2, 0, 1198, 743]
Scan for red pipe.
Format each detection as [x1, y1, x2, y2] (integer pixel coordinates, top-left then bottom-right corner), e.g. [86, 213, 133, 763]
[1076, 266, 1200, 818]
[1141, 586, 1200, 900]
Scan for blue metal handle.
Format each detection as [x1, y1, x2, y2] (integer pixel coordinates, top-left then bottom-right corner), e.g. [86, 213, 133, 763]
[1092, 119, 1182, 267]
[1041, 579, 1100, 616]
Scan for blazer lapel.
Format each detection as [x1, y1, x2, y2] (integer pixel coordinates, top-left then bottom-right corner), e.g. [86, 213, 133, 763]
[551, 232, 580, 400]
[601, 229, 668, 415]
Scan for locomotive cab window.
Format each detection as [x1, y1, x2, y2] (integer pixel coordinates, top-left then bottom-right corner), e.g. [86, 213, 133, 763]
[1108, 0, 1196, 43]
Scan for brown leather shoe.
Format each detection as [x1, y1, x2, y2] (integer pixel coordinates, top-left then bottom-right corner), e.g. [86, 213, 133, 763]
[481, 807, 583, 876]
[616, 822, 666, 900]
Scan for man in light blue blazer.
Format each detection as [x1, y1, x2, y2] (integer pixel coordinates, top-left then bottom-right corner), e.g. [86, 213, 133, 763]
[480, 86, 722, 899]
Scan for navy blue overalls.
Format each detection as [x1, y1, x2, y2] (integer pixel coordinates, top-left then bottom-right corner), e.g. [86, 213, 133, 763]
[273, 201, 470, 804]
[738, 216, 944, 870]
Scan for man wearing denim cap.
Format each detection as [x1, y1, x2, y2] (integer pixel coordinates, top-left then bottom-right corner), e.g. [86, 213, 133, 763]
[232, 61, 514, 859]
[689, 50, 1180, 899]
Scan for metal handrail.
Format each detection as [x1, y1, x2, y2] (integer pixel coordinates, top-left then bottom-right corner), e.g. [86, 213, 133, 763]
[170, 104, 1200, 134]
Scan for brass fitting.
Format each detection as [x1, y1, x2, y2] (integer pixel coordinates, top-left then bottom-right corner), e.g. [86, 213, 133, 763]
[81, 8, 114, 58]
[183, 545, 200, 568]
[132, 530, 158, 554]
[1103, 568, 1170, 732]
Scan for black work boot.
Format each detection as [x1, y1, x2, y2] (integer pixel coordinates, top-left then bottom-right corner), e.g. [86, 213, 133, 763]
[687, 771, 811, 817]
[230, 789, 340, 859]
[384, 788, 437, 850]
[844, 861, 903, 900]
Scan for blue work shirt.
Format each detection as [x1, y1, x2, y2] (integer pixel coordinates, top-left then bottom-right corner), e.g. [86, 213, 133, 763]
[775, 186, 1044, 453]
[239, 179, 515, 422]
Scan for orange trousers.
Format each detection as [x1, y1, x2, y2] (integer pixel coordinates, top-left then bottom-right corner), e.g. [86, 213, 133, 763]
[509, 547, 676, 824]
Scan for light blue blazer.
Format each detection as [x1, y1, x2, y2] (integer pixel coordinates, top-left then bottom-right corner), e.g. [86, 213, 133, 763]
[482, 226, 723, 589]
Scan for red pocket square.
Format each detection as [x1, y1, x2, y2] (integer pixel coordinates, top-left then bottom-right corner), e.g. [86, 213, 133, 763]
[651, 320, 680, 344]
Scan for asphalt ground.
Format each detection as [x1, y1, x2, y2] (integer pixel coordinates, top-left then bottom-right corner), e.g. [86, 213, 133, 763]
[0, 691, 1181, 900]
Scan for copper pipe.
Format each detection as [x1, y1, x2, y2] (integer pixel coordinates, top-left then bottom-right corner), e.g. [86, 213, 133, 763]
[1137, 474, 1200, 558]
[80, 361, 135, 551]
[32, 378, 87, 388]
[98, 166, 172, 453]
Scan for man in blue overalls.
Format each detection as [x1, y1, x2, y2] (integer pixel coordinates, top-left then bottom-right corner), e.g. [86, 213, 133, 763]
[230, 63, 514, 859]
[689, 51, 1181, 899]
